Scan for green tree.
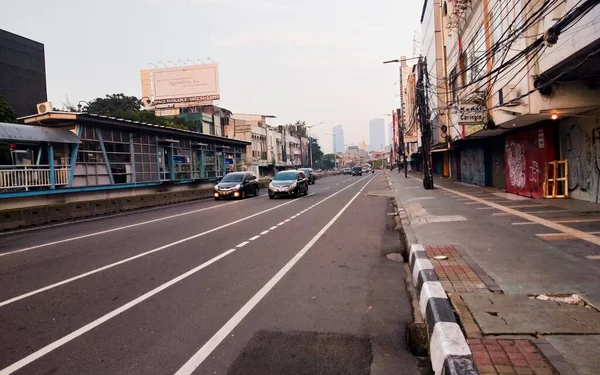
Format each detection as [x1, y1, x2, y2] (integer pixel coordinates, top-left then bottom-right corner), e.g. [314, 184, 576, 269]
[310, 138, 324, 168]
[81, 94, 192, 131]
[322, 153, 336, 170]
[84, 94, 142, 115]
[0, 96, 17, 123]
[286, 121, 308, 137]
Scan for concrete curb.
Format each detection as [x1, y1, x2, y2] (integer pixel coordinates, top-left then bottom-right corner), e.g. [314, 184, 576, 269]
[409, 244, 479, 375]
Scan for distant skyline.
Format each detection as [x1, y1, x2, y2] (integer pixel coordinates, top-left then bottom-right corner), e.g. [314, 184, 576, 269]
[1, 0, 421, 152]
[332, 125, 345, 154]
[369, 119, 385, 151]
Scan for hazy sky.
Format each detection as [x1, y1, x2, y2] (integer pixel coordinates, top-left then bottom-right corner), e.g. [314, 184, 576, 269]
[2, 0, 421, 153]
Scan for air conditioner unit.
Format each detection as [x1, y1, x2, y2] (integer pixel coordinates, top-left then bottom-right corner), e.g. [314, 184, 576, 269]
[36, 102, 53, 114]
[499, 85, 521, 107]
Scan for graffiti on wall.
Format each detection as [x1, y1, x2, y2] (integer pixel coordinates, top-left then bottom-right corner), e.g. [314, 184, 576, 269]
[560, 119, 600, 203]
[460, 148, 485, 186]
[506, 141, 526, 189]
[504, 125, 555, 199]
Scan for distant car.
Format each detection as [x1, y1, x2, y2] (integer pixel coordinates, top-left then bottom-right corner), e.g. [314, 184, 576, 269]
[269, 170, 309, 199]
[213, 172, 259, 200]
[362, 167, 369, 174]
[343, 168, 352, 175]
[298, 168, 316, 184]
[352, 166, 363, 176]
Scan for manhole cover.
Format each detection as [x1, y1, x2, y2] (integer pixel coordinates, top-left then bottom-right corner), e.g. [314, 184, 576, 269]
[228, 330, 372, 375]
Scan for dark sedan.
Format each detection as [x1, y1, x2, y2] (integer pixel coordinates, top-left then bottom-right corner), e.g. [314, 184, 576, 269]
[213, 172, 259, 200]
[298, 168, 316, 184]
[268, 170, 309, 199]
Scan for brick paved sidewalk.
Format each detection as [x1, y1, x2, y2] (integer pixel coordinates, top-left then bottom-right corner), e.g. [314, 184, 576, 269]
[425, 244, 559, 375]
[469, 338, 556, 375]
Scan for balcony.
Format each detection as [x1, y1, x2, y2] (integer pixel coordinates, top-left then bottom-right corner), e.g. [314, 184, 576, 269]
[0, 165, 70, 191]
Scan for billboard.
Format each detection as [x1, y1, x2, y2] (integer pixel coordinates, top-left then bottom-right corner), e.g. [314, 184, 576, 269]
[150, 64, 220, 105]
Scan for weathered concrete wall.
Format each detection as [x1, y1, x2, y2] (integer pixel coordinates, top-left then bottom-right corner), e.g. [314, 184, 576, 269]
[560, 117, 600, 203]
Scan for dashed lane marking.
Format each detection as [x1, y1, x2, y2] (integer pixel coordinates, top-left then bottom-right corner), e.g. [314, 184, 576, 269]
[172, 174, 377, 375]
[513, 217, 600, 225]
[248, 236, 260, 241]
[537, 232, 600, 240]
[260, 230, 270, 235]
[236, 241, 249, 248]
[586, 255, 600, 260]
[0, 193, 316, 309]
[269, 226, 278, 230]
[0, 175, 375, 375]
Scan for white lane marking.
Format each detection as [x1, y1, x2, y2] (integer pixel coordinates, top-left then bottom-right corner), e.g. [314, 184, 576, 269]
[0, 195, 312, 308]
[586, 255, 600, 260]
[324, 187, 330, 190]
[476, 207, 497, 210]
[277, 222, 285, 226]
[173, 174, 377, 375]
[284, 219, 291, 223]
[0, 200, 243, 257]
[290, 215, 298, 219]
[260, 230, 270, 235]
[0, 176, 371, 374]
[269, 226, 278, 230]
[248, 235, 260, 241]
[236, 241, 249, 248]
[0, 248, 237, 375]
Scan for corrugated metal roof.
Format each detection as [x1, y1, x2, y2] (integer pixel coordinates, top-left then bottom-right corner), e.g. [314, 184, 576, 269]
[0, 122, 81, 143]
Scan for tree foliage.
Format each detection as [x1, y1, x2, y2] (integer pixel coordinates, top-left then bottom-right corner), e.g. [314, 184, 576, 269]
[310, 138, 324, 167]
[80, 93, 192, 131]
[84, 94, 141, 115]
[322, 153, 337, 170]
[0, 96, 17, 123]
[286, 121, 308, 137]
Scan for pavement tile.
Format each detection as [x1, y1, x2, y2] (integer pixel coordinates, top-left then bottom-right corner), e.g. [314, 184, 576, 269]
[468, 339, 482, 344]
[511, 359, 530, 367]
[508, 352, 526, 361]
[486, 344, 504, 352]
[493, 357, 512, 366]
[476, 364, 497, 373]
[496, 365, 516, 374]
[504, 345, 521, 353]
[471, 344, 486, 352]
[532, 367, 555, 375]
[499, 340, 515, 346]
[484, 338, 500, 345]
[527, 359, 547, 368]
[514, 367, 534, 375]
[524, 352, 543, 362]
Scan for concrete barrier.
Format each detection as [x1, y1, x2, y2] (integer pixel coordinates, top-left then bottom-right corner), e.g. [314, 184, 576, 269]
[0, 171, 340, 232]
[0, 185, 216, 232]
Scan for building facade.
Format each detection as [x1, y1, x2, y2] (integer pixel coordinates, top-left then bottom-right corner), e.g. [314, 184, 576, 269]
[405, 0, 600, 203]
[332, 124, 345, 154]
[369, 119, 386, 151]
[0, 29, 47, 117]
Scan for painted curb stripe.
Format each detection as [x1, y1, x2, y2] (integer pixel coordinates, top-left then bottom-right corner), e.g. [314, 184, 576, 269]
[425, 297, 457, 336]
[416, 269, 439, 295]
[409, 250, 429, 268]
[411, 258, 434, 287]
[443, 355, 479, 375]
[430, 322, 471, 375]
[409, 243, 425, 264]
[419, 281, 447, 319]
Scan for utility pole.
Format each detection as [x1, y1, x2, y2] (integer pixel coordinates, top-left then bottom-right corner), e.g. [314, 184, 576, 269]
[398, 61, 408, 178]
[416, 57, 434, 189]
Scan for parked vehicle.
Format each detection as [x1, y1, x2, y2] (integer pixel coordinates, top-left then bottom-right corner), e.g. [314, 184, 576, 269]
[268, 170, 309, 199]
[213, 172, 259, 200]
[352, 166, 362, 176]
[298, 168, 316, 184]
[343, 168, 352, 175]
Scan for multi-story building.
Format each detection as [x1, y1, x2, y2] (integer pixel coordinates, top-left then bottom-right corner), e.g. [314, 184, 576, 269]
[0, 29, 47, 117]
[332, 125, 345, 154]
[369, 119, 386, 151]
[229, 113, 275, 176]
[410, 0, 600, 203]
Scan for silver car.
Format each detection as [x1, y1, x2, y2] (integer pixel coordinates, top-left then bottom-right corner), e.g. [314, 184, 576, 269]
[268, 170, 309, 199]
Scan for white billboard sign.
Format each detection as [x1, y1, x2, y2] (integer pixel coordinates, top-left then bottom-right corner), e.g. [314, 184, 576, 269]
[151, 64, 220, 105]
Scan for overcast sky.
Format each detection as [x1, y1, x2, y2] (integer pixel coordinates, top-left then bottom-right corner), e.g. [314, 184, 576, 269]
[2, 0, 421, 153]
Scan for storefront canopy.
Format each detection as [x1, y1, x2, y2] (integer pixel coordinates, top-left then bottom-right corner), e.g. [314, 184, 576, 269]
[0, 122, 81, 144]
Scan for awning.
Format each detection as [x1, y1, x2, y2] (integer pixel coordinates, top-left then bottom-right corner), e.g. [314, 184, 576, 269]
[0, 122, 80, 144]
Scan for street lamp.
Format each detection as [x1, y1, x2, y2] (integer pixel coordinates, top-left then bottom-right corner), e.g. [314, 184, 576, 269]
[305, 121, 323, 169]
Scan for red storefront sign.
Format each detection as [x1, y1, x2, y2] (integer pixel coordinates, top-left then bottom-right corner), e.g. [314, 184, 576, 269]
[504, 125, 556, 198]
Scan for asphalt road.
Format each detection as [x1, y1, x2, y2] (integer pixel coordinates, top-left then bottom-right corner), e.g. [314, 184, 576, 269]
[0, 173, 419, 375]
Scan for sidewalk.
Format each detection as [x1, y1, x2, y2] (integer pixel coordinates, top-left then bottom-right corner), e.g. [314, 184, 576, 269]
[388, 171, 600, 375]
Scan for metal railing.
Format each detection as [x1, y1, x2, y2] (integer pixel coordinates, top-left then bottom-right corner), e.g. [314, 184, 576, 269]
[0, 165, 70, 191]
